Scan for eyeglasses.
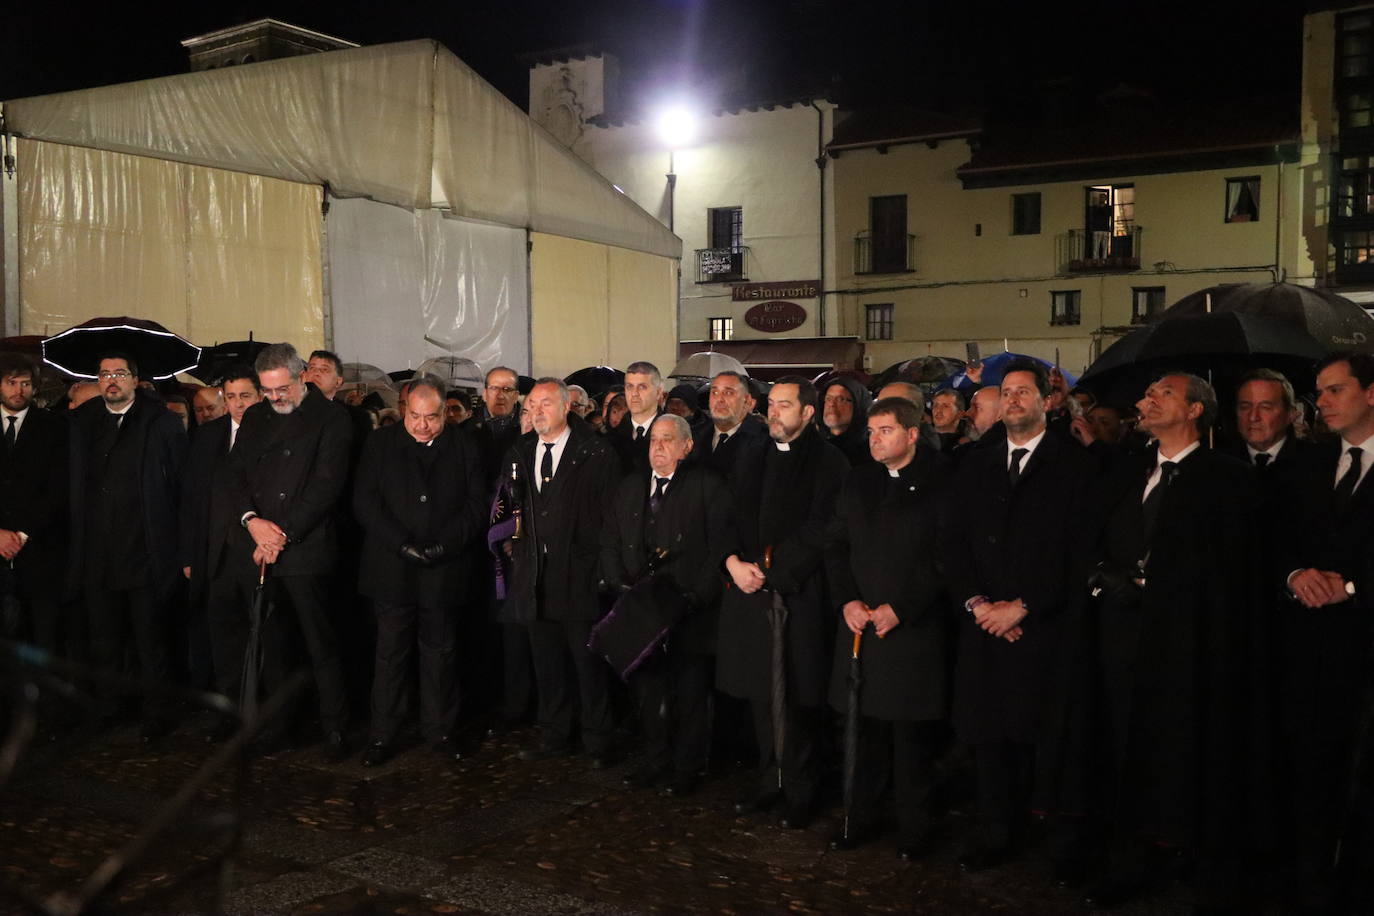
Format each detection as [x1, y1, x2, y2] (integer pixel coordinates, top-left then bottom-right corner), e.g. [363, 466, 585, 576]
[485, 385, 518, 395]
[97, 370, 133, 381]
[262, 384, 297, 399]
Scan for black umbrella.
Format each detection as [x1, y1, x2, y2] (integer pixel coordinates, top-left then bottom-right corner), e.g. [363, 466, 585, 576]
[564, 366, 624, 398]
[763, 546, 787, 792]
[1164, 282, 1374, 353]
[871, 356, 966, 395]
[840, 625, 867, 844]
[195, 339, 268, 385]
[1079, 311, 1330, 406]
[42, 316, 202, 380]
[240, 563, 272, 724]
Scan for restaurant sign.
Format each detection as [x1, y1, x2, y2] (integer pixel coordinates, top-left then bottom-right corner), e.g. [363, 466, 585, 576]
[744, 300, 808, 333]
[732, 280, 820, 302]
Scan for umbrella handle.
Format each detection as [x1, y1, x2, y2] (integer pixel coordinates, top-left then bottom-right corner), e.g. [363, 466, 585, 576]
[258, 560, 266, 586]
[851, 629, 862, 659]
[762, 546, 773, 570]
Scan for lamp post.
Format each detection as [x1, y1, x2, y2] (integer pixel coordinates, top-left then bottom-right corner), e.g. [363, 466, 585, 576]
[654, 106, 696, 234]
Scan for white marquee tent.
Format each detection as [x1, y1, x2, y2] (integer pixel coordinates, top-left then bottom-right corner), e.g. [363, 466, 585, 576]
[0, 39, 681, 376]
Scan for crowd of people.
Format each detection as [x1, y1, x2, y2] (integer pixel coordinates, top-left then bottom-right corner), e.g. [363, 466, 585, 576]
[1, 339, 1372, 913]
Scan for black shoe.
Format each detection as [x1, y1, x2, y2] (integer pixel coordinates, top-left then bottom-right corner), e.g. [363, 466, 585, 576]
[828, 824, 873, 851]
[360, 740, 392, 767]
[484, 717, 528, 739]
[622, 764, 665, 788]
[140, 718, 171, 743]
[1081, 877, 1139, 910]
[958, 841, 1007, 873]
[322, 730, 349, 764]
[777, 802, 812, 830]
[204, 717, 237, 745]
[517, 743, 572, 762]
[732, 788, 780, 816]
[662, 773, 698, 798]
[432, 736, 469, 761]
[589, 748, 623, 770]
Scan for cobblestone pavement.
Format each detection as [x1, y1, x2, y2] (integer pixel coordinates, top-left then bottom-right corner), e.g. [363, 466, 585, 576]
[0, 712, 1204, 915]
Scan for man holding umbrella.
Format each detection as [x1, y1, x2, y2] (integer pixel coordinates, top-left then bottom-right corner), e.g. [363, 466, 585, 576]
[69, 351, 186, 740]
[825, 396, 952, 859]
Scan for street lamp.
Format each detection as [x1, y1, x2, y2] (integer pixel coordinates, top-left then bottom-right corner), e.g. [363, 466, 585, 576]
[653, 105, 697, 234]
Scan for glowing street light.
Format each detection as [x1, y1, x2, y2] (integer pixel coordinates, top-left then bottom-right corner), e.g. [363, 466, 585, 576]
[654, 105, 697, 149]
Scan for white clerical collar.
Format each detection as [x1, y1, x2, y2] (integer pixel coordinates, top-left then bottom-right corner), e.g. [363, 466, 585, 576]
[774, 440, 791, 452]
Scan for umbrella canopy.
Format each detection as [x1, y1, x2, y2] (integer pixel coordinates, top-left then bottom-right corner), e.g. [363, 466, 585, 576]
[341, 362, 398, 409]
[945, 351, 1076, 392]
[416, 355, 483, 389]
[1079, 311, 1329, 406]
[564, 366, 625, 398]
[42, 317, 202, 380]
[195, 339, 268, 386]
[1163, 282, 1374, 353]
[871, 356, 965, 394]
[670, 351, 748, 381]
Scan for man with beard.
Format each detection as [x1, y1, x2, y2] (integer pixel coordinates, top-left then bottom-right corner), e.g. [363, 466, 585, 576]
[944, 358, 1095, 876]
[608, 361, 666, 474]
[220, 343, 354, 761]
[717, 377, 848, 828]
[1086, 372, 1266, 911]
[69, 352, 186, 740]
[825, 396, 952, 859]
[602, 414, 731, 796]
[691, 371, 767, 477]
[821, 378, 873, 466]
[502, 378, 621, 766]
[354, 376, 487, 766]
[0, 353, 68, 653]
[1275, 353, 1374, 911]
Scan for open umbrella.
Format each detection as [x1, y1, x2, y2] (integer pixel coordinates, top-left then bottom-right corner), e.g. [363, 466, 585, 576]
[945, 351, 1076, 392]
[43, 317, 201, 380]
[871, 356, 965, 394]
[670, 351, 747, 381]
[1164, 282, 1374, 353]
[840, 624, 867, 844]
[342, 362, 398, 409]
[564, 366, 625, 398]
[416, 355, 483, 389]
[1078, 311, 1329, 406]
[195, 339, 267, 385]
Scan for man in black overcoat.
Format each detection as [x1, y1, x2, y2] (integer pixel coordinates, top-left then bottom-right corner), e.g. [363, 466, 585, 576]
[218, 343, 354, 761]
[1228, 368, 1319, 473]
[502, 378, 622, 765]
[0, 353, 68, 653]
[602, 413, 731, 796]
[825, 396, 952, 858]
[1275, 352, 1374, 911]
[1086, 372, 1268, 911]
[353, 375, 488, 766]
[606, 360, 666, 475]
[820, 377, 873, 466]
[943, 358, 1096, 874]
[69, 352, 186, 739]
[690, 370, 767, 477]
[717, 376, 847, 828]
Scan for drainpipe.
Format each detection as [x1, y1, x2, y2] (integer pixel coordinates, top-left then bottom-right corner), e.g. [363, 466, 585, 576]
[1273, 157, 1284, 283]
[811, 100, 827, 336]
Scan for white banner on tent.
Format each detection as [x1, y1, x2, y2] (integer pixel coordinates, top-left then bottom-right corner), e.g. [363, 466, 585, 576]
[328, 197, 528, 376]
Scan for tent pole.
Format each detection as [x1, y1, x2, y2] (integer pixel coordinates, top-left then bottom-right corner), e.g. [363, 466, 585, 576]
[320, 183, 334, 351]
[0, 127, 19, 338]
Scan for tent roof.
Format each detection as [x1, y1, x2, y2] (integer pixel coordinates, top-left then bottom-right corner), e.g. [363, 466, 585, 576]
[1, 39, 681, 260]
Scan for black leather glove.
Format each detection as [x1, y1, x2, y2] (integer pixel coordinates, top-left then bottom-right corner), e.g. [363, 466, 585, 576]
[400, 543, 428, 565]
[420, 543, 445, 563]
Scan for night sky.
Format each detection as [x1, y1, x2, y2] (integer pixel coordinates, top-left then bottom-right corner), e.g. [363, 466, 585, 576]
[1, 0, 1308, 120]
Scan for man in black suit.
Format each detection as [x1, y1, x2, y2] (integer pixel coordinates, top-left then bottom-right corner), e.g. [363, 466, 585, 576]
[607, 360, 666, 474]
[0, 353, 68, 653]
[825, 396, 952, 859]
[69, 351, 187, 740]
[1087, 372, 1267, 911]
[1277, 352, 1374, 911]
[602, 413, 731, 796]
[1232, 368, 1316, 470]
[502, 378, 622, 765]
[353, 375, 488, 766]
[185, 366, 259, 731]
[219, 343, 354, 761]
[943, 358, 1096, 874]
[717, 376, 848, 828]
[691, 371, 766, 477]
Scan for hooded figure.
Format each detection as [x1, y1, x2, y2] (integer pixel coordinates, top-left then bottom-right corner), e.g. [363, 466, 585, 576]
[820, 377, 874, 467]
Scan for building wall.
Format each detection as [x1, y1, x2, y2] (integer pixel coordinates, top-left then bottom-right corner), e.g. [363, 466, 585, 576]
[574, 103, 837, 344]
[832, 142, 1289, 375]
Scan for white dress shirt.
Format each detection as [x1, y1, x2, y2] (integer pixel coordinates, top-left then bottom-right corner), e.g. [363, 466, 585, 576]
[535, 424, 572, 491]
[1142, 440, 1201, 502]
[1334, 431, 1374, 492]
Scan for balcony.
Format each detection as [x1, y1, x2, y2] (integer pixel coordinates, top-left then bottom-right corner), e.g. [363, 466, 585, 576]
[1058, 226, 1143, 272]
[696, 246, 750, 283]
[854, 231, 916, 275]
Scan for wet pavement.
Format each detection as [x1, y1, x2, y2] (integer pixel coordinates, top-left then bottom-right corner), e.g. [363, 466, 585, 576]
[0, 712, 1201, 915]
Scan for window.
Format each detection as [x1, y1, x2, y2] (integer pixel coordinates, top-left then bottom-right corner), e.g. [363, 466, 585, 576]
[1225, 177, 1260, 223]
[1341, 12, 1374, 128]
[1338, 230, 1374, 269]
[869, 195, 909, 273]
[709, 317, 734, 341]
[1011, 193, 1041, 235]
[700, 207, 746, 282]
[865, 303, 894, 340]
[1050, 290, 1081, 326]
[1337, 155, 1374, 218]
[708, 206, 743, 250]
[1132, 286, 1165, 324]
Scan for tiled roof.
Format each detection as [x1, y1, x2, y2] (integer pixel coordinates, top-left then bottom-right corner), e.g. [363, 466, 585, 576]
[828, 106, 982, 150]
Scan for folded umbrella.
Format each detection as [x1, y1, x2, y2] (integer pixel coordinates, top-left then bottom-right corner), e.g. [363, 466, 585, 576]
[841, 624, 867, 843]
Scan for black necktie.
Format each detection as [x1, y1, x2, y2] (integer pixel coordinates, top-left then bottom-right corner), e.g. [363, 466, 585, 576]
[1008, 448, 1028, 487]
[540, 442, 555, 487]
[634, 425, 645, 441]
[3, 416, 14, 449]
[715, 432, 729, 451]
[1253, 452, 1271, 468]
[650, 476, 668, 514]
[1142, 460, 1179, 539]
[1335, 446, 1363, 503]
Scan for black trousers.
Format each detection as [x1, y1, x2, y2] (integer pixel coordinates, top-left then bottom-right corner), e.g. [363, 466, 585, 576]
[369, 601, 459, 744]
[86, 584, 171, 720]
[262, 574, 349, 736]
[850, 718, 941, 842]
[750, 698, 823, 808]
[527, 618, 613, 754]
[972, 740, 1036, 849]
[502, 619, 535, 722]
[632, 643, 712, 776]
[206, 567, 254, 702]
